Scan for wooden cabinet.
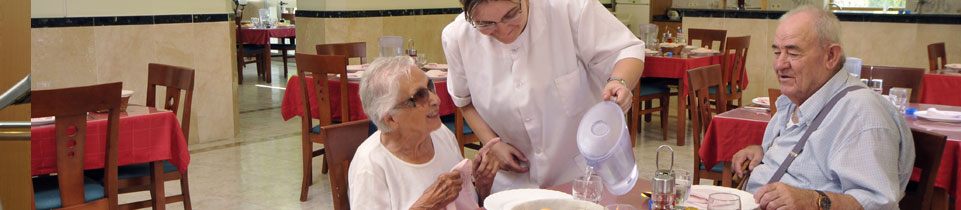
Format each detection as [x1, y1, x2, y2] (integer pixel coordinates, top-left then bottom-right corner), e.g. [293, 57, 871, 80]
[652, 21, 682, 42]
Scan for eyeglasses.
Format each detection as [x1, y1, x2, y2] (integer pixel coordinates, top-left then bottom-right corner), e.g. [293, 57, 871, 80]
[472, 2, 523, 31]
[394, 80, 436, 109]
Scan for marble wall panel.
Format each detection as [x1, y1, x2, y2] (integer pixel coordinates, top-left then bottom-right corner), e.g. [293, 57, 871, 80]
[191, 22, 237, 144]
[295, 14, 457, 64]
[31, 27, 98, 90]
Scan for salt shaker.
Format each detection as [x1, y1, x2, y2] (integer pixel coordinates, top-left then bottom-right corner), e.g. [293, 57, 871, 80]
[651, 145, 676, 210]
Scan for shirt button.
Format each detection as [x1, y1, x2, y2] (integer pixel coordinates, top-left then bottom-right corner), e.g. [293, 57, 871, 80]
[516, 82, 523, 87]
[525, 118, 532, 122]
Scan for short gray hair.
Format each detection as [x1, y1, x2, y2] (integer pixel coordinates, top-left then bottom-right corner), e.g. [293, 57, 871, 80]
[780, 5, 846, 71]
[359, 56, 415, 133]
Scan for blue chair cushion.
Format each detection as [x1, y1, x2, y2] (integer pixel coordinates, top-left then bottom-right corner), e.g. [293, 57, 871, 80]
[699, 162, 725, 173]
[310, 121, 343, 134]
[113, 160, 180, 179]
[440, 114, 473, 135]
[637, 84, 671, 97]
[33, 175, 105, 210]
[708, 85, 734, 95]
[241, 44, 266, 53]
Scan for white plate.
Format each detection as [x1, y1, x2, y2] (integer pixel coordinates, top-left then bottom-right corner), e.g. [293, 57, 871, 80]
[945, 63, 961, 70]
[483, 189, 572, 210]
[916, 111, 961, 123]
[425, 70, 448, 80]
[510, 198, 603, 210]
[751, 97, 770, 108]
[423, 63, 449, 71]
[681, 185, 760, 210]
[31, 116, 55, 126]
[346, 64, 367, 72]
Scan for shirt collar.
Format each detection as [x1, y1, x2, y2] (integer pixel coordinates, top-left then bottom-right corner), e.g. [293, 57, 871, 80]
[781, 70, 859, 125]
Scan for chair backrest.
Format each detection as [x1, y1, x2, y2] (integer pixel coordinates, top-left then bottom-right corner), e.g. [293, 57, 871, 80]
[927, 42, 946, 73]
[316, 42, 368, 64]
[146, 63, 195, 139]
[768, 88, 781, 116]
[234, 17, 244, 45]
[860, 65, 925, 102]
[320, 119, 372, 210]
[687, 28, 727, 50]
[720, 36, 750, 105]
[901, 129, 947, 210]
[295, 53, 350, 127]
[687, 64, 724, 165]
[32, 82, 122, 210]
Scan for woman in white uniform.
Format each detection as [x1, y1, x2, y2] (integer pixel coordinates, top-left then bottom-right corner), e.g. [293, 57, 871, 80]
[441, 0, 645, 192]
[348, 57, 499, 209]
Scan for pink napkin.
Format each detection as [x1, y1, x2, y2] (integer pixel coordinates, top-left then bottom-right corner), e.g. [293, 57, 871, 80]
[445, 159, 478, 210]
[683, 188, 720, 209]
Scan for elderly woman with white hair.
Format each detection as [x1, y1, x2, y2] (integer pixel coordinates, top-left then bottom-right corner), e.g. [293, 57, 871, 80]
[348, 56, 499, 210]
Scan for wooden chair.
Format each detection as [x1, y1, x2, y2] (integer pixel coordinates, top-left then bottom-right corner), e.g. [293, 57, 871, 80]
[281, 13, 295, 24]
[235, 17, 268, 84]
[629, 83, 672, 146]
[860, 65, 925, 102]
[316, 42, 368, 64]
[32, 82, 122, 210]
[295, 53, 351, 201]
[713, 36, 750, 112]
[112, 63, 195, 210]
[927, 42, 947, 73]
[900, 129, 947, 210]
[319, 119, 373, 210]
[443, 109, 482, 156]
[768, 88, 781, 116]
[686, 28, 728, 50]
[274, 14, 296, 78]
[687, 64, 732, 186]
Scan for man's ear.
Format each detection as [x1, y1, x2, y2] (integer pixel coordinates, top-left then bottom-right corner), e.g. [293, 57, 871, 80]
[825, 43, 843, 71]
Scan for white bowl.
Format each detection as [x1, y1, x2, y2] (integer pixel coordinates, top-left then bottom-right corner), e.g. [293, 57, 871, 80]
[510, 198, 604, 210]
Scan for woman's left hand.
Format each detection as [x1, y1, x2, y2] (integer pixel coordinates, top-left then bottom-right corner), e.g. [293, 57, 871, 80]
[472, 150, 499, 199]
[602, 80, 632, 113]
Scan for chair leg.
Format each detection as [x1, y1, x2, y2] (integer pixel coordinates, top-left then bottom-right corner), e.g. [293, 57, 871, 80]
[237, 55, 244, 85]
[322, 155, 329, 174]
[149, 161, 167, 210]
[300, 137, 312, 202]
[180, 171, 192, 210]
[644, 100, 653, 122]
[676, 93, 686, 146]
[660, 96, 669, 140]
[282, 49, 289, 78]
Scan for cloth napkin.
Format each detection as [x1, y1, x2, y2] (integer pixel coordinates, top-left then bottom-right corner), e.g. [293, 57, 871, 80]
[927, 108, 961, 118]
[682, 188, 721, 209]
[445, 159, 479, 210]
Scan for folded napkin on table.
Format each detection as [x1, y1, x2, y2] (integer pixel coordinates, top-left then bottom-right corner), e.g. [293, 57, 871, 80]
[927, 108, 961, 118]
[682, 187, 721, 209]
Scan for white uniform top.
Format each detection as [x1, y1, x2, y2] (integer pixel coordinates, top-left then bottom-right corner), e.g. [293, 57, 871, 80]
[347, 126, 477, 210]
[441, 0, 645, 192]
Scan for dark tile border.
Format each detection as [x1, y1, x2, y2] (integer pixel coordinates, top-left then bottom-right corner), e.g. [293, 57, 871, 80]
[32, 13, 230, 28]
[297, 8, 463, 18]
[676, 8, 961, 24]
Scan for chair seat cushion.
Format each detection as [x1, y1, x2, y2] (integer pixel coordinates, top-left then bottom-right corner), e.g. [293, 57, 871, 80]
[699, 162, 725, 173]
[33, 175, 105, 210]
[440, 114, 474, 135]
[241, 44, 266, 53]
[638, 84, 671, 97]
[114, 160, 180, 179]
[272, 43, 296, 49]
[310, 122, 343, 134]
[708, 85, 734, 95]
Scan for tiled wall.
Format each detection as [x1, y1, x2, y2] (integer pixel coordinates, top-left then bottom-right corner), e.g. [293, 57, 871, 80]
[31, 22, 237, 144]
[295, 14, 459, 64]
[683, 17, 961, 102]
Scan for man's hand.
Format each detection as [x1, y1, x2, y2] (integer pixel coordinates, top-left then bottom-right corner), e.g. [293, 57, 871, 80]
[602, 80, 632, 113]
[754, 182, 818, 210]
[732, 145, 764, 178]
[411, 171, 462, 210]
[488, 142, 529, 173]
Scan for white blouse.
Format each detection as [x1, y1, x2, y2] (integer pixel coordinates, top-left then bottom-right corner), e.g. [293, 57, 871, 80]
[347, 126, 477, 210]
[442, 0, 645, 192]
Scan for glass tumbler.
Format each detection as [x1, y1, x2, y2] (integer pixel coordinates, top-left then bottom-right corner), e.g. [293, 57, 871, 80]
[707, 192, 741, 210]
[889, 88, 909, 112]
[870, 79, 883, 94]
[573, 174, 603, 204]
[673, 169, 692, 206]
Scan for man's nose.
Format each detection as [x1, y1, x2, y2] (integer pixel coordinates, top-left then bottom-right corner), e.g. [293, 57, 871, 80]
[774, 53, 790, 70]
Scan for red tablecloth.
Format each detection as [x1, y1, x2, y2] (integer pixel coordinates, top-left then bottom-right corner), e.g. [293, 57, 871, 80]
[31, 105, 191, 175]
[281, 75, 457, 121]
[643, 54, 747, 97]
[919, 74, 961, 106]
[239, 26, 296, 45]
[700, 104, 961, 209]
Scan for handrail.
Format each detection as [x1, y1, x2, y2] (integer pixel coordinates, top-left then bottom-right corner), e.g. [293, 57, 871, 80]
[0, 75, 30, 129]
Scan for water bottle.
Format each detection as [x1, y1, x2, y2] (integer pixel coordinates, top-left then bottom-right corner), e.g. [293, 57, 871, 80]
[651, 145, 676, 210]
[676, 27, 686, 45]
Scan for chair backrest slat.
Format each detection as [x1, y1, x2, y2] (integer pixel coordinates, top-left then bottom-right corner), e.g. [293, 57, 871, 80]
[687, 28, 728, 50]
[295, 53, 350, 126]
[316, 42, 368, 64]
[320, 119, 372, 210]
[147, 63, 196, 139]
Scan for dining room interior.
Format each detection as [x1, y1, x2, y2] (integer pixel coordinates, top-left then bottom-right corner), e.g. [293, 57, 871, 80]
[5, 0, 961, 209]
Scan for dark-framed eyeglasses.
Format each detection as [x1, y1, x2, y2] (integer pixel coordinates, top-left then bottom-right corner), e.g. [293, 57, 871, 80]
[471, 2, 523, 31]
[394, 80, 437, 109]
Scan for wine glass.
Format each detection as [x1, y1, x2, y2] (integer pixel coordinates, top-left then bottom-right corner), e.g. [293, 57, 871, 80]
[673, 169, 692, 207]
[573, 174, 603, 204]
[707, 192, 741, 210]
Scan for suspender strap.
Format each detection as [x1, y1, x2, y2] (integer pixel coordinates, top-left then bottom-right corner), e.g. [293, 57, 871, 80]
[767, 86, 864, 184]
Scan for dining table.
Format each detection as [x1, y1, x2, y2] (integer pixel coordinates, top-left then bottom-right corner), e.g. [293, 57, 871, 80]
[280, 74, 456, 122]
[476, 178, 653, 210]
[643, 54, 744, 146]
[700, 103, 961, 209]
[919, 71, 961, 106]
[238, 26, 296, 83]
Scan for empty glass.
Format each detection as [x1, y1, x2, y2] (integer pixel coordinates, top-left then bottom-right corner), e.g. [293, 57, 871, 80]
[605, 204, 637, 210]
[673, 169, 692, 207]
[889, 88, 909, 112]
[573, 174, 603, 204]
[707, 192, 741, 210]
[870, 79, 883, 94]
[416, 53, 428, 68]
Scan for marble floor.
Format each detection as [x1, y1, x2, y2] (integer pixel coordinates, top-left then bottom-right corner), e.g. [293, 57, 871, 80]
[119, 56, 709, 209]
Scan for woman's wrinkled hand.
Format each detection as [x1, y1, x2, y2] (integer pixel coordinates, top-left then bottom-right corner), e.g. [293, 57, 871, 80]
[411, 171, 462, 210]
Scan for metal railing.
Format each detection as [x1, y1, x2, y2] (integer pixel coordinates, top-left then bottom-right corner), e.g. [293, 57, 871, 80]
[0, 75, 31, 129]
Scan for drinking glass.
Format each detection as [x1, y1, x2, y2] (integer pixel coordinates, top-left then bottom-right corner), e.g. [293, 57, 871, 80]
[605, 204, 637, 210]
[707, 192, 741, 210]
[673, 169, 692, 207]
[416, 53, 428, 68]
[870, 79, 883, 94]
[889, 88, 909, 112]
[573, 174, 603, 204]
[250, 17, 261, 28]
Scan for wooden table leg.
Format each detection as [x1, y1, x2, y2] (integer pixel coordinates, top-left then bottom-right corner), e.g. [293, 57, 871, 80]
[264, 42, 273, 83]
[676, 89, 686, 146]
[150, 161, 166, 210]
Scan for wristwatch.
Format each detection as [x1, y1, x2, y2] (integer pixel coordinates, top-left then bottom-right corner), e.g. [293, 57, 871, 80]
[815, 190, 832, 210]
[607, 77, 627, 88]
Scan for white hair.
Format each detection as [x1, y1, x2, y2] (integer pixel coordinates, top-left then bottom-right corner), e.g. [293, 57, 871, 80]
[359, 56, 415, 133]
[780, 5, 846, 71]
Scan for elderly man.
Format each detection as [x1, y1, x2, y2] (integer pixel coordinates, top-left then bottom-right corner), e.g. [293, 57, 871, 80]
[732, 5, 915, 210]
